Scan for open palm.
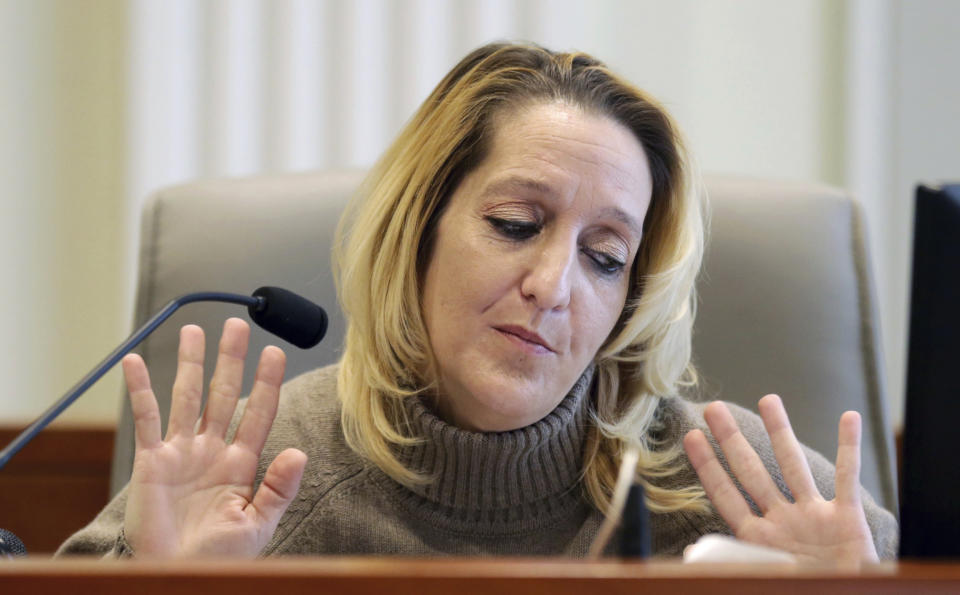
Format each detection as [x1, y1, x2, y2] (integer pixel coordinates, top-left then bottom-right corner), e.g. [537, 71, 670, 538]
[684, 395, 878, 564]
[122, 319, 307, 557]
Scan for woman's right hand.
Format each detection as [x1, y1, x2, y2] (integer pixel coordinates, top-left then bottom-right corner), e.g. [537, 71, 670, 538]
[121, 318, 307, 557]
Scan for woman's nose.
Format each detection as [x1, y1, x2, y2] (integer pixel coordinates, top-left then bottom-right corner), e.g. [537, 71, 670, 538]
[520, 238, 575, 310]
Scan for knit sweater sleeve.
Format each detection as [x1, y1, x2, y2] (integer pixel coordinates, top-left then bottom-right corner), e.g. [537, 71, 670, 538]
[55, 486, 132, 557]
[676, 399, 898, 559]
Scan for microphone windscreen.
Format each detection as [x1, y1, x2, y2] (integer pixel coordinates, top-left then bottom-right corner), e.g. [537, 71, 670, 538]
[248, 287, 328, 349]
[0, 528, 26, 557]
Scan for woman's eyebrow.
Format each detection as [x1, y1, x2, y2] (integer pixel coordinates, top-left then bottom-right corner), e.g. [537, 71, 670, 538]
[480, 176, 643, 238]
[597, 206, 643, 239]
[480, 176, 555, 200]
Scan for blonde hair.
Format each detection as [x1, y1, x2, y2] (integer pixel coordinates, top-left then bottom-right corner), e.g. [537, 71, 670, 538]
[334, 42, 709, 514]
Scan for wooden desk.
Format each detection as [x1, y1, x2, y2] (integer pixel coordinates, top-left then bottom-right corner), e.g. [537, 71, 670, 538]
[2, 558, 959, 595]
[0, 426, 114, 553]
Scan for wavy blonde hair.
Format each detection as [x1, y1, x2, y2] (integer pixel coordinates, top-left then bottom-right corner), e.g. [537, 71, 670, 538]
[334, 42, 709, 514]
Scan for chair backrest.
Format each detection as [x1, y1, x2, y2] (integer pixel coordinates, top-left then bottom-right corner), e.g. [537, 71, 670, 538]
[110, 171, 897, 513]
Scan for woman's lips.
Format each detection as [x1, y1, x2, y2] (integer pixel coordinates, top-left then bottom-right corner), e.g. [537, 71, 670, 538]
[494, 325, 556, 354]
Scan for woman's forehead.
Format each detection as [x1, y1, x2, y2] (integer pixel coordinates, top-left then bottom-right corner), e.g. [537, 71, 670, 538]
[467, 103, 652, 218]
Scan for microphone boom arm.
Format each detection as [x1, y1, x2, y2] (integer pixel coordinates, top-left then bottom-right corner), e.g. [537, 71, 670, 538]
[0, 291, 263, 470]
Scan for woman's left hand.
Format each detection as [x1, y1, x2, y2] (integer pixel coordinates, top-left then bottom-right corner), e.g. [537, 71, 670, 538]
[683, 394, 879, 564]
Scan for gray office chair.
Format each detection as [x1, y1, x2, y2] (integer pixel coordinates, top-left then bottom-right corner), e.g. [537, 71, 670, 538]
[109, 171, 898, 514]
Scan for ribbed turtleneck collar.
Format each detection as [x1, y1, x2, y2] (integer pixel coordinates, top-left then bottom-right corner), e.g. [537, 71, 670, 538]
[375, 367, 594, 529]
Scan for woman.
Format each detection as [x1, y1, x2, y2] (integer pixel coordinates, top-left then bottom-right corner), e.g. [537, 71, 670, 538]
[60, 42, 897, 560]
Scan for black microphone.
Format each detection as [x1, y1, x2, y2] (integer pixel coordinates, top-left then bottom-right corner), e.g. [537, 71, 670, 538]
[0, 528, 27, 558]
[619, 483, 651, 558]
[249, 286, 328, 349]
[0, 287, 327, 470]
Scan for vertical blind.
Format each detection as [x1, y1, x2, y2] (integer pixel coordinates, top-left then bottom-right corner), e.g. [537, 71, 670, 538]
[126, 0, 563, 212]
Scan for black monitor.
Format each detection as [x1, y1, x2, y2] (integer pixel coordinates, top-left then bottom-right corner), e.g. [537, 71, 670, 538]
[899, 183, 960, 558]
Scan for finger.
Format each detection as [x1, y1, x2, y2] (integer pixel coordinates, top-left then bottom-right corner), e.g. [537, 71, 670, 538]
[703, 401, 785, 513]
[758, 394, 819, 501]
[199, 318, 250, 438]
[122, 354, 162, 449]
[166, 325, 206, 438]
[684, 429, 754, 533]
[835, 411, 863, 506]
[249, 448, 307, 533]
[234, 346, 286, 456]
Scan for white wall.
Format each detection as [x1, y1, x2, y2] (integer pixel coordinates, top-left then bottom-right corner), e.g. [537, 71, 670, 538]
[1, 0, 956, 428]
[0, 0, 128, 426]
[125, 0, 844, 198]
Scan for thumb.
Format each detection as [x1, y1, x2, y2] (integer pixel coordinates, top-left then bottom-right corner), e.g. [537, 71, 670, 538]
[250, 448, 307, 531]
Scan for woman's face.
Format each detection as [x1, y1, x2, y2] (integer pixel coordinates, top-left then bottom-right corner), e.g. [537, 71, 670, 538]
[422, 102, 653, 431]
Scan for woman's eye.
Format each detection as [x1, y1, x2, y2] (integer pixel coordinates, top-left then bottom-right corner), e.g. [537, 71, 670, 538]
[487, 216, 541, 240]
[583, 248, 626, 276]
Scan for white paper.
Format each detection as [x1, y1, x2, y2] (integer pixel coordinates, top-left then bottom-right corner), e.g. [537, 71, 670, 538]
[683, 534, 798, 564]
